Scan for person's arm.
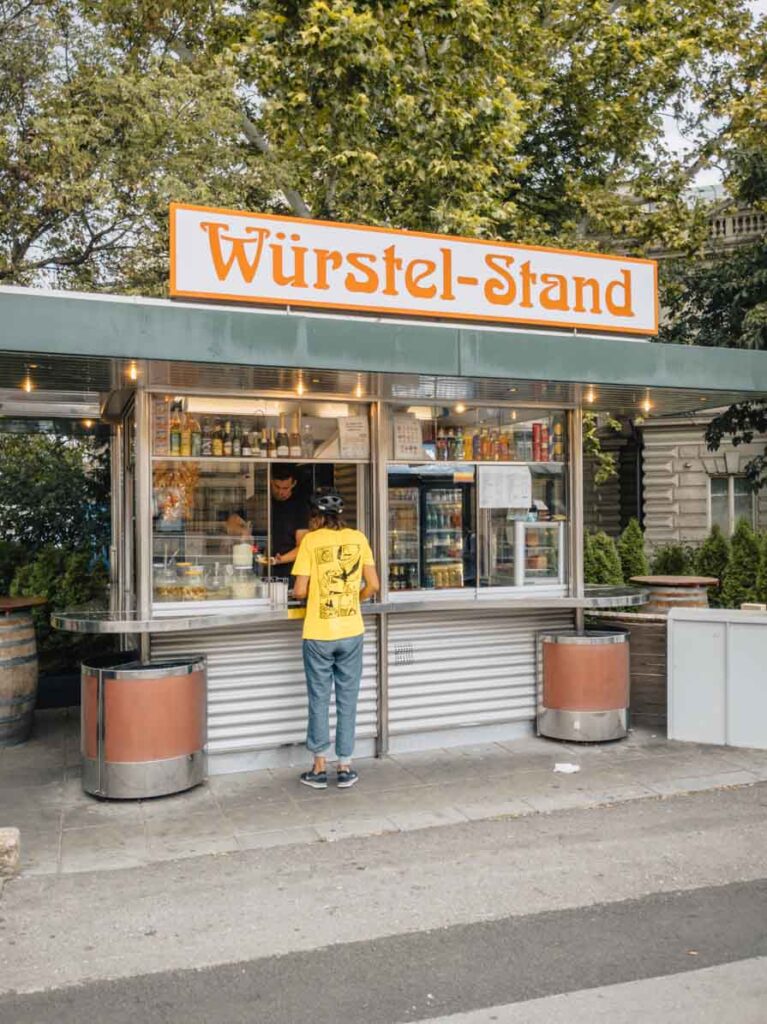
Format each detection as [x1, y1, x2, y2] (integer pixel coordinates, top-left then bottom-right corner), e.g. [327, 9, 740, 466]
[273, 529, 309, 566]
[292, 574, 309, 600]
[360, 564, 380, 602]
[290, 535, 311, 599]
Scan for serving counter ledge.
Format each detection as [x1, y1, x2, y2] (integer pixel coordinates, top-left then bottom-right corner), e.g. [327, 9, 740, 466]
[53, 586, 647, 634]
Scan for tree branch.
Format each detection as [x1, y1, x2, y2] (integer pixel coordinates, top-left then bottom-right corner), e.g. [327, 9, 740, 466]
[171, 39, 311, 218]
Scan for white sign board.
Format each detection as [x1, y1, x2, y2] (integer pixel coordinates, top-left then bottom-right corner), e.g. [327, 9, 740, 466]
[338, 414, 370, 459]
[479, 465, 532, 509]
[170, 204, 658, 336]
[393, 414, 426, 460]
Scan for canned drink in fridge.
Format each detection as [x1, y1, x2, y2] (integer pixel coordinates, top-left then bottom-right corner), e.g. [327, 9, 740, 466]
[532, 421, 542, 462]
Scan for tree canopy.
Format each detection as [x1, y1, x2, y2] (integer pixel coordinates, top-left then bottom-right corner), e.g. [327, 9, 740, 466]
[1, 0, 764, 292]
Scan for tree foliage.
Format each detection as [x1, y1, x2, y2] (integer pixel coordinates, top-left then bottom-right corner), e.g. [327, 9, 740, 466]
[584, 530, 624, 586]
[650, 543, 697, 576]
[0, 433, 110, 553]
[1, 0, 763, 290]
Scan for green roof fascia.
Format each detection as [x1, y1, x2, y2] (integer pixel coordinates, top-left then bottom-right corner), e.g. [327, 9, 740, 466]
[2, 286, 767, 396]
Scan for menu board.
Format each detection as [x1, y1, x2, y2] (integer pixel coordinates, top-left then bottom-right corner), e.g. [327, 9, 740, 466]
[393, 414, 425, 460]
[338, 414, 370, 459]
[479, 465, 532, 509]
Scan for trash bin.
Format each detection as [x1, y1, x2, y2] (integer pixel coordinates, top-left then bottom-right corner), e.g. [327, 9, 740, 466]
[81, 652, 207, 799]
[537, 628, 630, 742]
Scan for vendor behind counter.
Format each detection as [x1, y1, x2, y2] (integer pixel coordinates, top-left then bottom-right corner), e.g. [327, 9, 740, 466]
[269, 464, 310, 578]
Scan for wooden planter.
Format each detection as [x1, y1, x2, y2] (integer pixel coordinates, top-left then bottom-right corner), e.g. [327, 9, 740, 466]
[588, 612, 667, 727]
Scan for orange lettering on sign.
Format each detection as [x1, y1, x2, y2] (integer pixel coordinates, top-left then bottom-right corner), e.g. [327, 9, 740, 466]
[483, 254, 516, 305]
[200, 222, 270, 284]
[314, 249, 343, 290]
[270, 233, 308, 288]
[345, 252, 379, 294]
[405, 259, 438, 299]
[573, 277, 602, 315]
[382, 245, 402, 296]
[605, 270, 634, 317]
[539, 273, 569, 311]
[519, 261, 537, 309]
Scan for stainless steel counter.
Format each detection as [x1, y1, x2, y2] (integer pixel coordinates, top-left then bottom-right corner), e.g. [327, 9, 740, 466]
[52, 586, 647, 634]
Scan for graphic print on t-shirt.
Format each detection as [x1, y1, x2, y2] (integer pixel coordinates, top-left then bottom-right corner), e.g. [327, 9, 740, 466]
[314, 544, 362, 619]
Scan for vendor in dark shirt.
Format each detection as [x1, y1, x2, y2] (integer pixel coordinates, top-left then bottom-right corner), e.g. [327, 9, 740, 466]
[270, 464, 309, 578]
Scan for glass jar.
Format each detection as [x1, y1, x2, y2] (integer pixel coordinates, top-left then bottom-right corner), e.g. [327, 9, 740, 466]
[180, 565, 207, 601]
[205, 563, 231, 600]
[231, 567, 258, 600]
[153, 565, 183, 602]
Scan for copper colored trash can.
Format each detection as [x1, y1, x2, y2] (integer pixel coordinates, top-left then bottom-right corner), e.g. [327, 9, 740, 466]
[81, 653, 207, 799]
[538, 629, 630, 742]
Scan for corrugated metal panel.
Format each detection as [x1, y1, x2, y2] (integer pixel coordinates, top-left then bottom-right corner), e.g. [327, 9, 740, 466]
[151, 620, 377, 755]
[388, 610, 573, 734]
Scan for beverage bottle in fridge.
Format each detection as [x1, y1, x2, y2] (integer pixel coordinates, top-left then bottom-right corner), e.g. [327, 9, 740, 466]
[481, 428, 492, 461]
[267, 428, 277, 459]
[258, 429, 268, 459]
[472, 430, 481, 461]
[540, 423, 550, 462]
[436, 427, 447, 461]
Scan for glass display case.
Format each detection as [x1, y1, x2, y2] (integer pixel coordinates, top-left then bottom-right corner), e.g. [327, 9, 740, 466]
[150, 395, 370, 609]
[387, 405, 568, 596]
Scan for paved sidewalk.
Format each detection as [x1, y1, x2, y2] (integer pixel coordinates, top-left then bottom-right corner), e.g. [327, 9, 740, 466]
[1, 709, 766, 877]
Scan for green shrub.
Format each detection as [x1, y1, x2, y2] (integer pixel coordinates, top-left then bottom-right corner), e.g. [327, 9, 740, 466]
[617, 518, 649, 582]
[650, 543, 697, 576]
[10, 547, 110, 672]
[584, 530, 624, 586]
[721, 519, 761, 609]
[0, 540, 26, 594]
[753, 533, 767, 606]
[694, 525, 730, 608]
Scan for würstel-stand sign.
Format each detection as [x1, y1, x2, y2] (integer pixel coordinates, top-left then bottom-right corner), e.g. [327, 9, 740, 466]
[170, 203, 658, 337]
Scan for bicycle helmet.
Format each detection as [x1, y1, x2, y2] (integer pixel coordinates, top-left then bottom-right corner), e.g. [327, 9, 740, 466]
[310, 488, 345, 516]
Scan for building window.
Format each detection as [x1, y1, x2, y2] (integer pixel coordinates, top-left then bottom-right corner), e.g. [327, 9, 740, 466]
[709, 476, 754, 534]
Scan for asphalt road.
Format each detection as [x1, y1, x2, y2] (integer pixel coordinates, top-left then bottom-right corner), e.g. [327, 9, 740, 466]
[1, 878, 765, 1024]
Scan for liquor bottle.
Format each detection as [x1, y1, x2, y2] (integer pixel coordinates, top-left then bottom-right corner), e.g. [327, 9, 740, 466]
[241, 422, 252, 457]
[464, 429, 474, 461]
[481, 428, 492, 461]
[222, 420, 233, 457]
[232, 421, 242, 458]
[258, 429, 268, 459]
[200, 415, 211, 456]
[267, 428, 277, 459]
[276, 415, 289, 458]
[289, 414, 302, 458]
[301, 421, 314, 458]
[472, 429, 482, 461]
[455, 426, 464, 461]
[498, 430, 509, 462]
[436, 427, 447, 461]
[169, 402, 182, 455]
[180, 412, 192, 457]
[212, 420, 223, 457]
[190, 415, 202, 457]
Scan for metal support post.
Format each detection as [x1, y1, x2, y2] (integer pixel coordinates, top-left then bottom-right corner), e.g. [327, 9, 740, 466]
[569, 405, 585, 633]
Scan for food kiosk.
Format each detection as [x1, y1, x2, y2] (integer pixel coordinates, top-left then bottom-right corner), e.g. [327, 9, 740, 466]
[4, 204, 767, 773]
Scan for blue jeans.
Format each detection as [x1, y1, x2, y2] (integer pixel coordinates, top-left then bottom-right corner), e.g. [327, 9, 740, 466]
[303, 634, 364, 761]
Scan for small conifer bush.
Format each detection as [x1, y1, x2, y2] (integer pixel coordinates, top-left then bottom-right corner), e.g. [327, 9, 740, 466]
[721, 519, 761, 609]
[617, 517, 649, 582]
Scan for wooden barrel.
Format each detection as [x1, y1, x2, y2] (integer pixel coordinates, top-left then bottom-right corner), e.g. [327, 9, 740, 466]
[641, 584, 709, 613]
[0, 612, 38, 746]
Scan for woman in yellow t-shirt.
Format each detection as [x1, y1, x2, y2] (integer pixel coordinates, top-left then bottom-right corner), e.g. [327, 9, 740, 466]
[291, 489, 380, 790]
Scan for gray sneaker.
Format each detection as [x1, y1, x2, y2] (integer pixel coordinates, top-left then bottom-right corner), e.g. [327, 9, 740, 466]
[337, 768, 359, 788]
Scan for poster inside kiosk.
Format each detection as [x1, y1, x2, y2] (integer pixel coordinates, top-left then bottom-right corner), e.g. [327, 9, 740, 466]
[170, 204, 658, 336]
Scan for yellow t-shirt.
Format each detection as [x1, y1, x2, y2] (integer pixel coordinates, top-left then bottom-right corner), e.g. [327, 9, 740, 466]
[292, 527, 375, 641]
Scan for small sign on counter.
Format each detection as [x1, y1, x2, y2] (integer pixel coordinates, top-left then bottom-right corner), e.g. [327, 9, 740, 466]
[338, 414, 370, 459]
[393, 414, 425, 460]
[479, 464, 532, 509]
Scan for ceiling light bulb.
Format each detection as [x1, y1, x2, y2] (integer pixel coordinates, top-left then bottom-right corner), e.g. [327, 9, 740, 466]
[511, 410, 517, 421]
[642, 395, 652, 414]
[455, 402, 466, 414]
[22, 375, 32, 393]
[83, 419, 93, 428]
[296, 380, 305, 397]
[585, 388, 596, 404]
[128, 362, 138, 382]
[355, 376, 364, 399]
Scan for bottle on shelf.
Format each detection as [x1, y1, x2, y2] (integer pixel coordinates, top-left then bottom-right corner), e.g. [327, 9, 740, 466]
[472, 429, 482, 461]
[201, 418, 213, 457]
[289, 414, 302, 458]
[258, 428, 268, 459]
[267, 428, 278, 459]
[190, 414, 202, 457]
[455, 426, 464, 461]
[232, 421, 242, 458]
[169, 402, 182, 455]
[436, 427, 448, 461]
[463, 429, 473, 462]
[223, 420, 233, 457]
[481, 428, 492, 461]
[179, 411, 192, 457]
[212, 420, 224, 457]
[241, 422, 252, 457]
[301, 420, 314, 458]
[276, 415, 290, 458]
